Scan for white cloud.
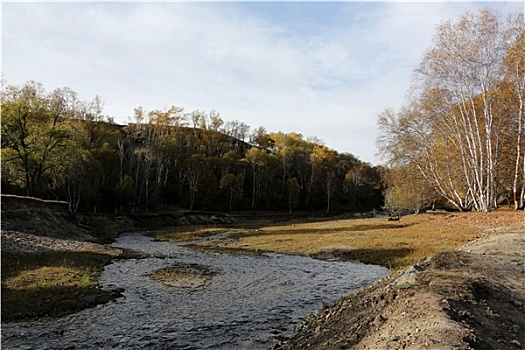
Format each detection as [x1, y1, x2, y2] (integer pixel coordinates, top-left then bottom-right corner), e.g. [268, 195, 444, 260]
[3, 2, 523, 163]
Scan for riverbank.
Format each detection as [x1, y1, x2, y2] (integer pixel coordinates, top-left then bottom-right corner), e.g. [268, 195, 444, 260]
[152, 209, 524, 349]
[0, 195, 237, 322]
[153, 210, 522, 269]
[2, 195, 524, 349]
[278, 231, 525, 350]
[2, 232, 388, 349]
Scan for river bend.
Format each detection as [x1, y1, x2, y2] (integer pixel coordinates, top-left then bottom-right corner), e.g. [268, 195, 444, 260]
[2, 232, 389, 349]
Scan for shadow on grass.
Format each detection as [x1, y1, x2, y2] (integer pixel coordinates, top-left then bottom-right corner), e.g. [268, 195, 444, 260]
[312, 247, 416, 269]
[1, 251, 124, 322]
[230, 223, 415, 239]
[1, 284, 123, 322]
[1, 251, 114, 279]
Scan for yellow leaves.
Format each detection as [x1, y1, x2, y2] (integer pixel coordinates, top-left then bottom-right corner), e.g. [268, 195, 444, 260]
[147, 105, 185, 127]
[244, 147, 269, 167]
[381, 9, 524, 211]
[310, 145, 336, 166]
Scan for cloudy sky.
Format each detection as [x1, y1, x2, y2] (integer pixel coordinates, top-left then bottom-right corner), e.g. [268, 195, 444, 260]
[2, 1, 522, 164]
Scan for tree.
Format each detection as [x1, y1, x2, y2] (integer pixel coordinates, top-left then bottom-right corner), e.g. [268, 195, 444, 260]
[207, 110, 224, 132]
[244, 147, 269, 209]
[148, 105, 185, 134]
[184, 154, 209, 210]
[251, 126, 274, 148]
[502, 22, 525, 209]
[378, 9, 523, 212]
[285, 177, 301, 214]
[220, 173, 242, 211]
[381, 165, 439, 213]
[1, 81, 89, 198]
[418, 9, 511, 211]
[309, 145, 337, 212]
[2, 80, 382, 214]
[224, 120, 250, 143]
[343, 162, 383, 210]
[61, 148, 93, 215]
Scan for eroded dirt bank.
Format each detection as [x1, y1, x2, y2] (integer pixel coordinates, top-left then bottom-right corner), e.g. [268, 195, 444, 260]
[1, 194, 239, 250]
[279, 231, 525, 350]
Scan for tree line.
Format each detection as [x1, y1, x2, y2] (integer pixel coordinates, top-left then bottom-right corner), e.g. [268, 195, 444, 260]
[1, 81, 383, 214]
[377, 9, 524, 212]
[6, 9, 518, 215]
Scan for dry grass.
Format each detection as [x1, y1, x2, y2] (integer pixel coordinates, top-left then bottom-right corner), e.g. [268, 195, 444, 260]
[1, 247, 127, 321]
[157, 209, 524, 269]
[3, 209, 521, 322]
[149, 267, 213, 288]
[223, 213, 478, 268]
[153, 228, 228, 243]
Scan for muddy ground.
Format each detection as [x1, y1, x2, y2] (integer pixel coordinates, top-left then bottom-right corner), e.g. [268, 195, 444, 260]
[279, 230, 525, 350]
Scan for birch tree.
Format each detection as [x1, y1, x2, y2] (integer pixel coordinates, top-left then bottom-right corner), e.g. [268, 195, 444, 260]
[502, 21, 525, 209]
[417, 9, 512, 211]
[244, 147, 268, 209]
[379, 9, 522, 212]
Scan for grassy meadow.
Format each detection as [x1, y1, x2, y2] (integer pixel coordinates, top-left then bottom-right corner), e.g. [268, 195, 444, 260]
[155, 210, 523, 269]
[0, 247, 135, 322]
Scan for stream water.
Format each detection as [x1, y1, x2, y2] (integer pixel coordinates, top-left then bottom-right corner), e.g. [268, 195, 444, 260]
[2, 232, 389, 350]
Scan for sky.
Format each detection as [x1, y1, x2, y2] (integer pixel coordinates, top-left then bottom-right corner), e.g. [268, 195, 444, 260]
[2, 1, 523, 164]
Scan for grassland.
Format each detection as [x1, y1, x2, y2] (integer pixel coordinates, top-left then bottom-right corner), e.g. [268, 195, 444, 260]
[154, 210, 523, 269]
[0, 247, 132, 321]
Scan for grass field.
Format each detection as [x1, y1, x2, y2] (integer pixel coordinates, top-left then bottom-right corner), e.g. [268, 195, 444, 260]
[155, 210, 524, 269]
[0, 247, 133, 321]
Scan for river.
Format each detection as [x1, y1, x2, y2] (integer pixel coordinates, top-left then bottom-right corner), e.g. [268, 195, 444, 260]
[2, 232, 389, 350]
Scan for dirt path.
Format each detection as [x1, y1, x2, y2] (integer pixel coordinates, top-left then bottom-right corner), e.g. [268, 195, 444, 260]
[280, 231, 525, 350]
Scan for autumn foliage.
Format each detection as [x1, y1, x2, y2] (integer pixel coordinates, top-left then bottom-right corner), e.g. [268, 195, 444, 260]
[1, 82, 382, 214]
[378, 9, 525, 212]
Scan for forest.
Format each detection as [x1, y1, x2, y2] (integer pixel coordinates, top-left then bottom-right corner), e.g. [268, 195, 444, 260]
[2, 9, 524, 214]
[1, 82, 382, 214]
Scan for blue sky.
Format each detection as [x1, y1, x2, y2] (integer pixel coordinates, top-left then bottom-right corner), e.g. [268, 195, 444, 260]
[2, 1, 523, 164]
